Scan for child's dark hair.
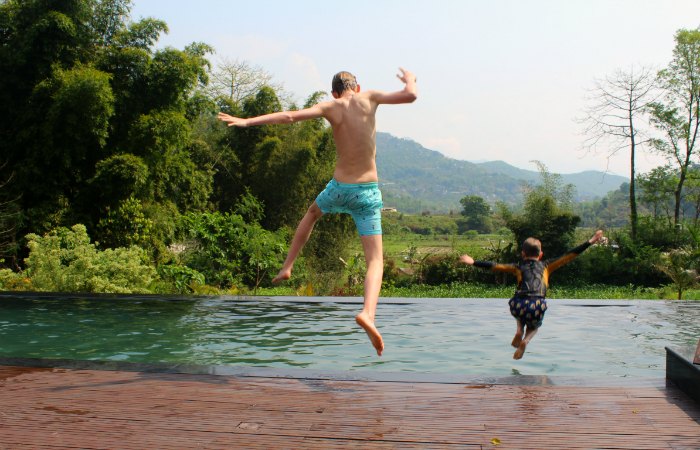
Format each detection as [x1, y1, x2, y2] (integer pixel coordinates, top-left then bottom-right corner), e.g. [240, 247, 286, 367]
[522, 237, 542, 258]
[332, 71, 357, 95]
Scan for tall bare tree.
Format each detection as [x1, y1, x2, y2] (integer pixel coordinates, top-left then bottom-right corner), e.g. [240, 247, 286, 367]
[648, 28, 700, 227]
[581, 65, 656, 240]
[206, 57, 285, 105]
[0, 160, 20, 266]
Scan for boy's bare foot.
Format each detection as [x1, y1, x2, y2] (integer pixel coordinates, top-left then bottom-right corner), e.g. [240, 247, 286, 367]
[271, 268, 291, 284]
[513, 341, 527, 360]
[511, 334, 523, 348]
[355, 312, 384, 356]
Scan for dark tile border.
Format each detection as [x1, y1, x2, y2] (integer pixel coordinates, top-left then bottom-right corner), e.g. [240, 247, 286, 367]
[0, 356, 664, 388]
[666, 346, 700, 403]
[0, 290, 688, 307]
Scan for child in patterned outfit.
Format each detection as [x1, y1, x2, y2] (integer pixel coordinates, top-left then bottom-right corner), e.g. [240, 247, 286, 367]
[459, 230, 603, 359]
[218, 69, 417, 356]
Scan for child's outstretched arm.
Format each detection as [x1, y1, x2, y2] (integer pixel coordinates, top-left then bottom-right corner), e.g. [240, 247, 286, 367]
[218, 102, 330, 127]
[547, 229, 604, 272]
[460, 254, 518, 274]
[589, 230, 604, 244]
[459, 254, 475, 265]
[368, 68, 418, 105]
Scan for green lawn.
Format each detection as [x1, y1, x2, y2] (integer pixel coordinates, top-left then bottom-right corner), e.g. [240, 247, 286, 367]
[350, 233, 508, 270]
[254, 282, 699, 300]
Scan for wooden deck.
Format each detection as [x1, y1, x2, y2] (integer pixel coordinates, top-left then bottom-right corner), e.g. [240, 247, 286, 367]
[1, 365, 699, 449]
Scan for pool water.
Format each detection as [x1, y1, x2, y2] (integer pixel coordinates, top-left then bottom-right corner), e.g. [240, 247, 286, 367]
[0, 295, 698, 378]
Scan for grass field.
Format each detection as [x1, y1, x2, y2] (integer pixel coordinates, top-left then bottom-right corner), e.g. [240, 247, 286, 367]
[253, 215, 700, 300]
[254, 282, 699, 300]
[352, 233, 509, 270]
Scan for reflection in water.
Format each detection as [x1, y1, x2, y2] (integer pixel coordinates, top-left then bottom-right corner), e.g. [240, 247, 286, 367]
[0, 297, 698, 377]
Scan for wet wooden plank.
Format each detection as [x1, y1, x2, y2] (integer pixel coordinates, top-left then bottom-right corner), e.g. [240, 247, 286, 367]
[1, 365, 699, 449]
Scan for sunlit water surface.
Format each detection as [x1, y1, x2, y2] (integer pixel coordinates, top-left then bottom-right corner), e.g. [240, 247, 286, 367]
[0, 296, 698, 378]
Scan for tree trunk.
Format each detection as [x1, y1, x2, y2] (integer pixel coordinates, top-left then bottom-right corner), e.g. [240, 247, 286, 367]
[629, 121, 638, 241]
[674, 167, 687, 228]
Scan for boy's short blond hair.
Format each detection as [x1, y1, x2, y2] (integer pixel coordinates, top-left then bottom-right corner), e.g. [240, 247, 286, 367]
[332, 71, 357, 95]
[522, 237, 542, 258]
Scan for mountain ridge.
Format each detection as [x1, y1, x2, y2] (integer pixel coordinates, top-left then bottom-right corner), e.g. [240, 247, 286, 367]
[375, 132, 627, 213]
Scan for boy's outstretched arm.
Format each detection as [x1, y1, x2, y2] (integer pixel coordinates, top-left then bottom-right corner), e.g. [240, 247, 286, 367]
[369, 67, 418, 105]
[218, 103, 328, 127]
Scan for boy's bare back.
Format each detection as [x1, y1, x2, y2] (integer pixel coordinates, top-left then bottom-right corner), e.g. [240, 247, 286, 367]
[218, 68, 417, 184]
[321, 92, 380, 183]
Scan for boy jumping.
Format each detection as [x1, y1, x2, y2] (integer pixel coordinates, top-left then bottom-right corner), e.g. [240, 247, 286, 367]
[218, 68, 418, 356]
[459, 230, 603, 359]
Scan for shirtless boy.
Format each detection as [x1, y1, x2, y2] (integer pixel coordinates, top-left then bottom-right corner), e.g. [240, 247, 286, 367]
[218, 68, 417, 356]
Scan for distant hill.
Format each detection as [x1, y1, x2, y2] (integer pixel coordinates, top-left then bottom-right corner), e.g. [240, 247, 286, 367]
[375, 132, 627, 213]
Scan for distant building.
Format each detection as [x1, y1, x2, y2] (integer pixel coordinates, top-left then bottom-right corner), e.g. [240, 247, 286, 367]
[382, 207, 398, 213]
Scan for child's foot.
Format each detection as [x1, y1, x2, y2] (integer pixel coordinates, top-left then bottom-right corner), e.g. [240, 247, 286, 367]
[355, 312, 384, 356]
[511, 334, 523, 348]
[271, 268, 291, 284]
[513, 341, 527, 360]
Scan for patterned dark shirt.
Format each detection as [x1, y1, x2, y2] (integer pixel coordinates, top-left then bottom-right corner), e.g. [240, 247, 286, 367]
[473, 241, 592, 298]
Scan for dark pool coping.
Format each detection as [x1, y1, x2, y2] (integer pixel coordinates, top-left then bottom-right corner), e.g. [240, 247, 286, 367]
[1, 290, 694, 307]
[666, 345, 700, 403]
[0, 356, 665, 388]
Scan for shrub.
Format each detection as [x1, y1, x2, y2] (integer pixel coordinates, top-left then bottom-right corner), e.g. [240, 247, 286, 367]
[97, 196, 156, 249]
[416, 254, 472, 285]
[24, 224, 156, 293]
[179, 211, 286, 289]
[0, 268, 32, 291]
[157, 264, 206, 294]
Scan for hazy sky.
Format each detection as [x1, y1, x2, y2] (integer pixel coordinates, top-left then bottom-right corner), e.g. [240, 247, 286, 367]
[131, 0, 700, 176]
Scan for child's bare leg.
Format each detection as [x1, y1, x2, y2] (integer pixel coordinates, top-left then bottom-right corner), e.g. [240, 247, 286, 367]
[514, 326, 538, 360]
[272, 202, 323, 284]
[355, 234, 384, 356]
[511, 320, 524, 348]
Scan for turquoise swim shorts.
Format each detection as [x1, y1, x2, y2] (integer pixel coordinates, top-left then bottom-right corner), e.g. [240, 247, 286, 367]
[315, 179, 383, 236]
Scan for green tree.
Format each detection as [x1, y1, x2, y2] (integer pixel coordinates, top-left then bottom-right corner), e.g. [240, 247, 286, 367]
[576, 183, 631, 228]
[500, 162, 580, 258]
[458, 195, 492, 233]
[637, 166, 676, 224]
[19, 64, 115, 230]
[89, 153, 150, 207]
[682, 166, 700, 226]
[179, 211, 286, 289]
[1, 1, 100, 229]
[0, 0, 215, 261]
[88, 0, 132, 47]
[648, 28, 700, 227]
[656, 248, 699, 299]
[214, 86, 282, 212]
[96, 196, 155, 249]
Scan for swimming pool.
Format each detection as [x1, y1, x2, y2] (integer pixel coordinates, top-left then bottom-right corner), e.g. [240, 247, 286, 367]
[0, 294, 698, 379]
